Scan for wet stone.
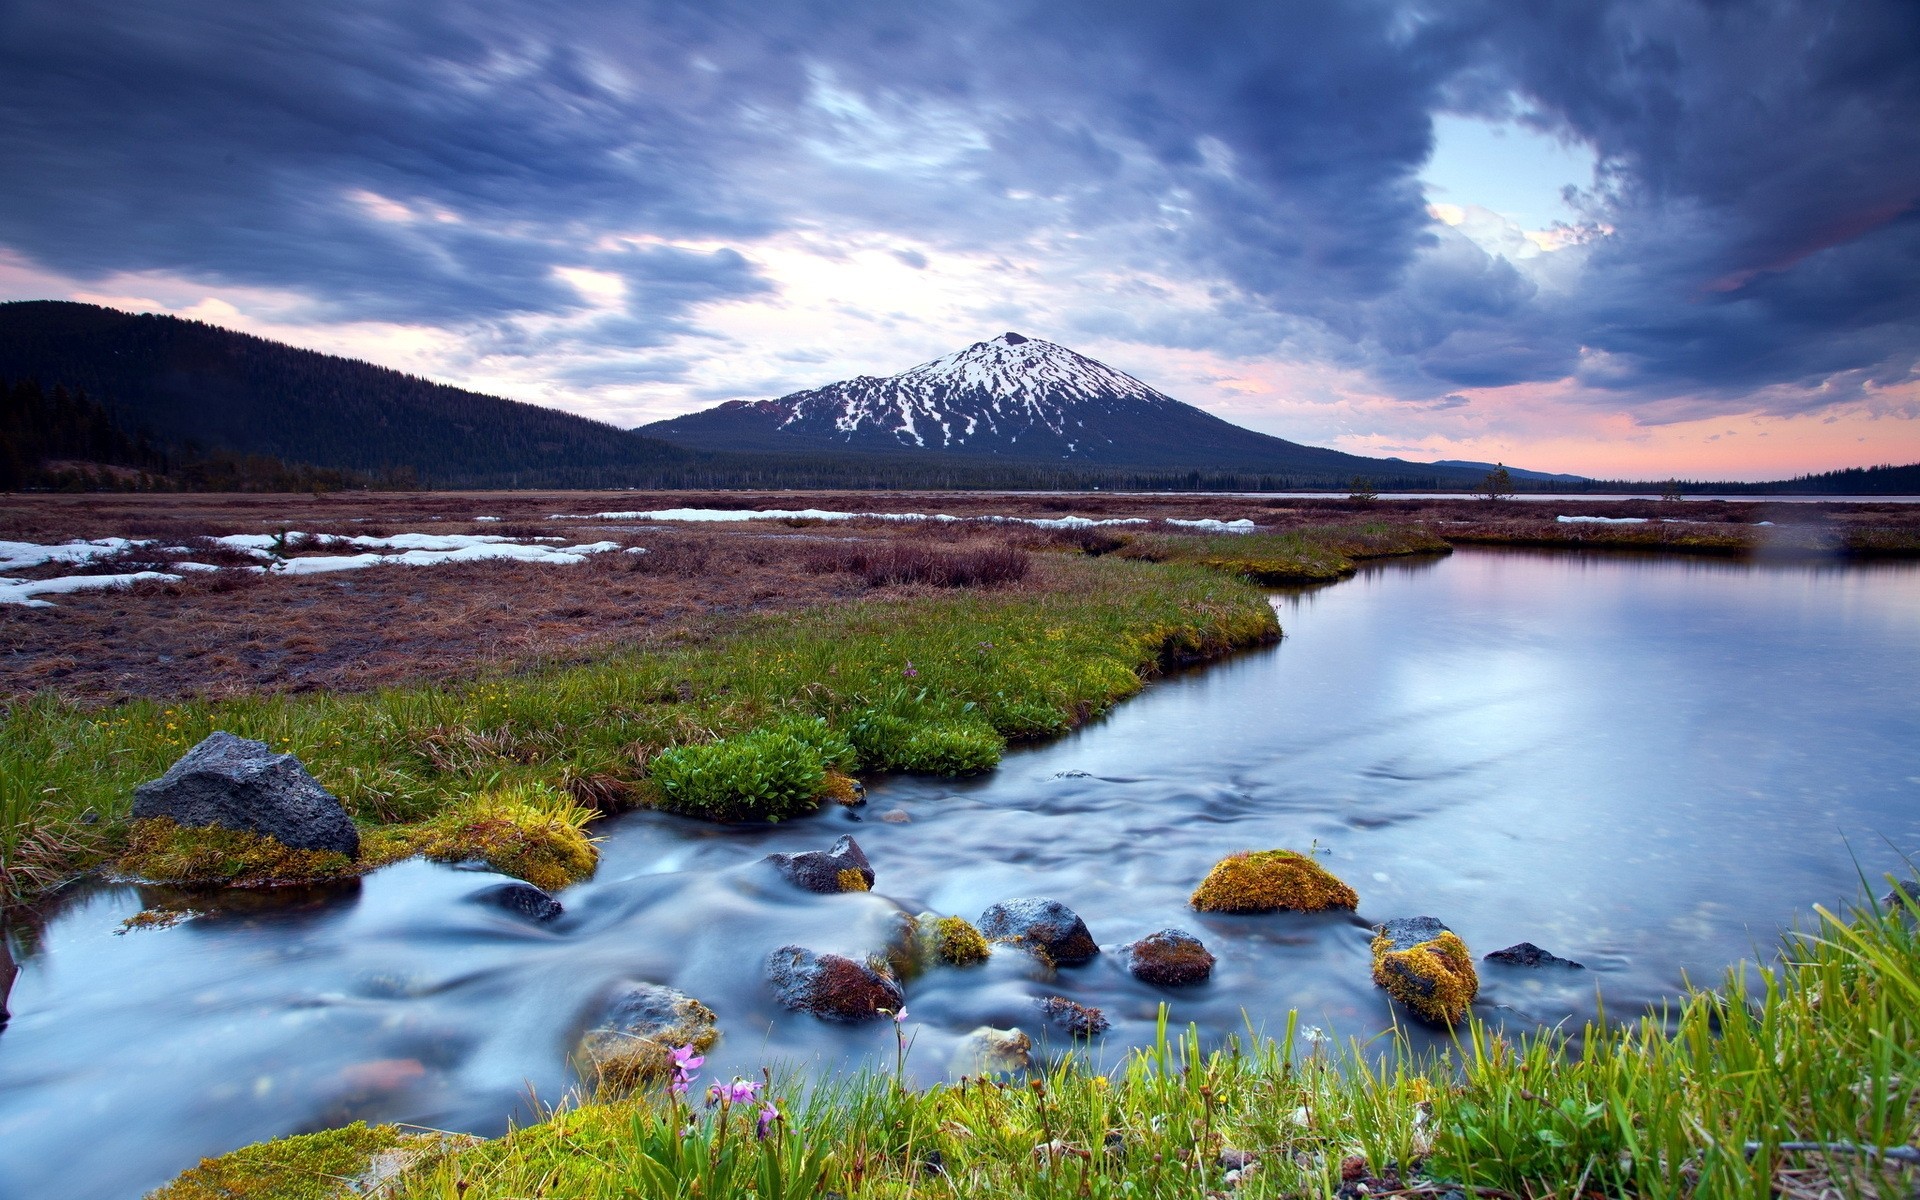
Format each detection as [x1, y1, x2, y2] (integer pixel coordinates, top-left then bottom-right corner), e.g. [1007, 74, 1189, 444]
[763, 834, 874, 894]
[471, 881, 562, 923]
[577, 982, 718, 1090]
[132, 731, 360, 856]
[1484, 941, 1583, 969]
[1375, 915, 1450, 952]
[978, 898, 1098, 965]
[1036, 995, 1109, 1038]
[1123, 928, 1216, 986]
[765, 945, 903, 1022]
[948, 1025, 1032, 1076]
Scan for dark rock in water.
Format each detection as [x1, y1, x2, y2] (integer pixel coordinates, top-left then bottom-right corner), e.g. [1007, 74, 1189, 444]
[1036, 995, 1109, 1037]
[1484, 941, 1583, 969]
[132, 731, 359, 856]
[763, 835, 874, 893]
[1881, 878, 1920, 912]
[978, 898, 1098, 965]
[1123, 928, 1216, 986]
[0, 934, 14, 1028]
[1374, 915, 1450, 952]
[577, 982, 717, 1089]
[766, 945, 903, 1022]
[472, 881, 563, 922]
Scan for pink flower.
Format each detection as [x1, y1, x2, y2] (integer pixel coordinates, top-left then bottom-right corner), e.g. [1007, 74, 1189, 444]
[668, 1044, 704, 1096]
[892, 1007, 909, 1024]
[903, 662, 918, 678]
[708, 1078, 761, 1106]
[756, 1102, 780, 1141]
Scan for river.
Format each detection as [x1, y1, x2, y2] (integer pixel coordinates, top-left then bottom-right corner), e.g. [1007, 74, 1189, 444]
[2, 547, 1917, 1199]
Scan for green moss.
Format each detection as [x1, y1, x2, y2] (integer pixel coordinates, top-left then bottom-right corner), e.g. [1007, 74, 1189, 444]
[927, 914, 990, 966]
[1190, 849, 1359, 913]
[150, 1121, 420, 1200]
[117, 783, 597, 892]
[1370, 929, 1478, 1025]
[648, 727, 828, 823]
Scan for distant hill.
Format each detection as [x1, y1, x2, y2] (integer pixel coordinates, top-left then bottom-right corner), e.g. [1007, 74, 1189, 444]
[1740, 462, 1920, 496]
[1432, 459, 1588, 484]
[0, 301, 693, 488]
[640, 332, 1499, 486]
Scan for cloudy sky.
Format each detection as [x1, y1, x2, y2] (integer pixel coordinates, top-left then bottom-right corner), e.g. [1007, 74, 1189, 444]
[2, 0, 1917, 479]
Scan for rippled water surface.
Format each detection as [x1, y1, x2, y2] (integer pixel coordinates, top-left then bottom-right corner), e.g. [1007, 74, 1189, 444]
[4, 548, 1918, 1199]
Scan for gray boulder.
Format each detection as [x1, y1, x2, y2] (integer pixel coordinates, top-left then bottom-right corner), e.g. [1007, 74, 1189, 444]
[1036, 995, 1109, 1037]
[1881, 878, 1919, 912]
[1375, 915, 1450, 952]
[472, 881, 563, 922]
[763, 834, 874, 893]
[132, 731, 359, 856]
[577, 982, 718, 1089]
[978, 898, 1098, 965]
[765, 945, 903, 1022]
[1484, 941, 1583, 969]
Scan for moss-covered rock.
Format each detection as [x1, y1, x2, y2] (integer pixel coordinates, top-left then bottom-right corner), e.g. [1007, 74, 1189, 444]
[1123, 928, 1215, 986]
[1370, 916, 1478, 1025]
[765, 945, 904, 1022]
[762, 834, 874, 893]
[1036, 995, 1109, 1038]
[1189, 850, 1358, 913]
[148, 1121, 466, 1200]
[576, 982, 718, 1093]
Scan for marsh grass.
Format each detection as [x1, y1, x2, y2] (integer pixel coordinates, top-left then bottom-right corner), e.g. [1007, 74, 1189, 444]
[0, 556, 1276, 901]
[164, 890, 1914, 1200]
[1118, 522, 1451, 584]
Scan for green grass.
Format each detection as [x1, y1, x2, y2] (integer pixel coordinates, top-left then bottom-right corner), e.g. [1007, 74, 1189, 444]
[1117, 522, 1451, 583]
[0, 556, 1277, 902]
[168, 886, 1920, 1199]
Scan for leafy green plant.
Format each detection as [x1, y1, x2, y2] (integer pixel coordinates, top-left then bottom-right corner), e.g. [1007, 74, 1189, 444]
[649, 728, 828, 822]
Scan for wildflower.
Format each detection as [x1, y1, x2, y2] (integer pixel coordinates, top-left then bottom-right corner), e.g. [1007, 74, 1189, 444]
[902, 662, 918, 678]
[668, 1044, 704, 1096]
[756, 1101, 780, 1141]
[708, 1078, 761, 1106]
[893, 1007, 909, 1024]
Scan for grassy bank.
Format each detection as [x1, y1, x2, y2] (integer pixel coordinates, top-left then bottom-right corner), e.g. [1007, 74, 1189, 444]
[155, 887, 1920, 1200]
[1113, 522, 1450, 583]
[0, 554, 1277, 903]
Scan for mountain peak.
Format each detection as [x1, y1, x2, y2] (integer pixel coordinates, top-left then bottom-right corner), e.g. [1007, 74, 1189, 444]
[999, 331, 1029, 345]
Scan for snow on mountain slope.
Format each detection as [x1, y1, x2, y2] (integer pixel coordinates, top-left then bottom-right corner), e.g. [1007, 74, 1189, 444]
[765, 332, 1178, 452]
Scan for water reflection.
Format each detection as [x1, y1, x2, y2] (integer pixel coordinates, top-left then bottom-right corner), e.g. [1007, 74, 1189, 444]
[2, 548, 1917, 1199]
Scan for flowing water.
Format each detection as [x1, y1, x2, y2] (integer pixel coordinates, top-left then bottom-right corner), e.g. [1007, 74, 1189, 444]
[3, 548, 1918, 1200]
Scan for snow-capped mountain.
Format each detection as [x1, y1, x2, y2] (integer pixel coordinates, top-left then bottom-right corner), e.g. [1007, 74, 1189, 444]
[639, 332, 1482, 479]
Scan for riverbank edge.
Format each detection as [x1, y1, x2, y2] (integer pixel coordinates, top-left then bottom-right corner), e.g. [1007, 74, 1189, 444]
[1, 551, 1286, 907]
[152, 889, 1920, 1200]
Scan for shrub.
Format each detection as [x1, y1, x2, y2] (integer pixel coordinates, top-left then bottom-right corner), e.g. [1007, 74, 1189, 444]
[847, 712, 1003, 774]
[648, 728, 826, 823]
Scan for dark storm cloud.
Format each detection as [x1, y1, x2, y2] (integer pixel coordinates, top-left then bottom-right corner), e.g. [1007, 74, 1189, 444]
[0, 0, 1915, 411]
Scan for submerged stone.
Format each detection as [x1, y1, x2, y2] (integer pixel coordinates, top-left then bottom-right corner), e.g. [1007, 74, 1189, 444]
[763, 834, 874, 893]
[576, 982, 718, 1090]
[977, 898, 1098, 965]
[1484, 941, 1583, 969]
[1123, 928, 1216, 986]
[948, 1025, 1032, 1076]
[132, 731, 360, 856]
[1371, 916, 1478, 1025]
[765, 945, 903, 1022]
[1036, 995, 1109, 1038]
[1190, 850, 1357, 913]
[471, 881, 563, 923]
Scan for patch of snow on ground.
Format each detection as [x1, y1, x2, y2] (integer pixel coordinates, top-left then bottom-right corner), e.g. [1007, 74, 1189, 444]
[0, 571, 182, 607]
[1166, 518, 1257, 532]
[274, 541, 622, 574]
[1557, 515, 1648, 524]
[0, 538, 145, 570]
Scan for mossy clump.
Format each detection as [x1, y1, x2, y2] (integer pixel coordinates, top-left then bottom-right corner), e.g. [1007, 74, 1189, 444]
[1371, 921, 1478, 1025]
[117, 817, 360, 888]
[150, 1121, 425, 1200]
[925, 914, 990, 966]
[118, 782, 597, 893]
[1189, 850, 1358, 913]
[374, 782, 599, 892]
[835, 867, 871, 892]
[648, 727, 828, 822]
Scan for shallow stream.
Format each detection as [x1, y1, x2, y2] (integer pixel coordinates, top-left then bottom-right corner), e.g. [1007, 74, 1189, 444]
[3, 548, 1918, 1200]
